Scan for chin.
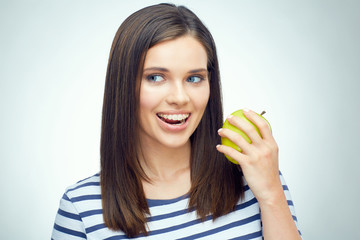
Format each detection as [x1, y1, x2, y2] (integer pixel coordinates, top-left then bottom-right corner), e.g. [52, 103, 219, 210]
[158, 135, 191, 149]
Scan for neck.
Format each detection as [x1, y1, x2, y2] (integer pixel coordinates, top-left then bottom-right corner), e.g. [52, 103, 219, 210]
[139, 140, 191, 181]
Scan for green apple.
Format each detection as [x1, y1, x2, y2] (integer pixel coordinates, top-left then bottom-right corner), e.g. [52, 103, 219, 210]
[221, 109, 271, 164]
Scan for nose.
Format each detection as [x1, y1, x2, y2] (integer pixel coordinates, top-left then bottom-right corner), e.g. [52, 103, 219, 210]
[166, 81, 190, 106]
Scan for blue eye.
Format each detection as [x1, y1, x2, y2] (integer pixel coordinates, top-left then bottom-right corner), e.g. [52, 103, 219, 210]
[187, 76, 203, 83]
[147, 75, 164, 82]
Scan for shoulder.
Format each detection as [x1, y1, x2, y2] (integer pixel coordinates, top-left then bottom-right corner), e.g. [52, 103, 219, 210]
[58, 173, 102, 224]
[64, 173, 101, 202]
[52, 173, 101, 239]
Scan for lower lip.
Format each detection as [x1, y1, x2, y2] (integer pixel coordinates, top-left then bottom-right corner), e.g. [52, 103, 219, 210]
[157, 115, 191, 132]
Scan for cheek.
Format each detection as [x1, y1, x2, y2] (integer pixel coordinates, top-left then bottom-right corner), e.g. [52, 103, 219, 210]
[139, 88, 158, 112]
[139, 90, 157, 131]
[193, 86, 210, 110]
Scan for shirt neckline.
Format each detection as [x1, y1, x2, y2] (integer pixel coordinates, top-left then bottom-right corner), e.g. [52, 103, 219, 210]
[147, 193, 189, 207]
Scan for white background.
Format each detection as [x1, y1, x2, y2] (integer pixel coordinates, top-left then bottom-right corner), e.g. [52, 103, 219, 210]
[1, 0, 359, 239]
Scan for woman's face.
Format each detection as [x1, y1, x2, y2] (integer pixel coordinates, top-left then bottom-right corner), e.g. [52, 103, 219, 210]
[139, 35, 210, 150]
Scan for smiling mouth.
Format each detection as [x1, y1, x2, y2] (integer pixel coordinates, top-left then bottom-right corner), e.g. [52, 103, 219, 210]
[157, 113, 190, 125]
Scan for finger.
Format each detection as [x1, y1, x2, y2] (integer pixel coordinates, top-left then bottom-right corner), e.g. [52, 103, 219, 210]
[216, 144, 247, 165]
[226, 114, 263, 144]
[242, 109, 272, 140]
[218, 127, 253, 154]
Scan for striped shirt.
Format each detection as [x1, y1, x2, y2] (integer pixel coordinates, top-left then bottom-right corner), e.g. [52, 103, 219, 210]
[52, 172, 301, 239]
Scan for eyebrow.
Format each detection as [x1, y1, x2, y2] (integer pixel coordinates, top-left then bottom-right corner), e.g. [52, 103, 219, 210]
[143, 67, 208, 74]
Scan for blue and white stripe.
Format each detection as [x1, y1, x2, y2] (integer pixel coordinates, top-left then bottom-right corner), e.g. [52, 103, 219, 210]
[52, 172, 301, 239]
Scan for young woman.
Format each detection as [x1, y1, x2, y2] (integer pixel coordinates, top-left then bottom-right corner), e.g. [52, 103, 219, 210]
[52, 3, 302, 239]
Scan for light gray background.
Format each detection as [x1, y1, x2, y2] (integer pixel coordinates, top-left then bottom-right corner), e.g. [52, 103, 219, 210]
[1, 0, 359, 239]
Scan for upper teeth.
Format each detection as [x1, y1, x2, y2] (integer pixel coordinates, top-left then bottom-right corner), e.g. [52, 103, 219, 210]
[158, 113, 189, 121]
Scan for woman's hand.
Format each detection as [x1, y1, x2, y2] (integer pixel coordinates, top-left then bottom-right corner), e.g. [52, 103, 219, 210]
[216, 108, 283, 205]
[217, 109, 302, 239]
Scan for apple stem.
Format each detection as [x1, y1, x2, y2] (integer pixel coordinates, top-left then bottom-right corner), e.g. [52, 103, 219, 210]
[260, 111, 266, 116]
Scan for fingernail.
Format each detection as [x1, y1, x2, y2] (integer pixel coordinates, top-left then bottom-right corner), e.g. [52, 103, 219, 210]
[216, 144, 221, 149]
[227, 115, 233, 119]
[217, 128, 223, 133]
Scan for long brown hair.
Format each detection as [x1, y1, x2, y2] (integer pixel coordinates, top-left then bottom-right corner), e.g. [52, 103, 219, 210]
[100, 3, 244, 237]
